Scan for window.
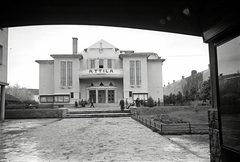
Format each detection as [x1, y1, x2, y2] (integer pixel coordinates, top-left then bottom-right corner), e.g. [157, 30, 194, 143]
[107, 59, 112, 68]
[217, 35, 240, 153]
[40, 95, 54, 103]
[70, 92, 74, 98]
[129, 91, 132, 97]
[130, 61, 135, 85]
[99, 59, 104, 68]
[60, 61, 72, 87]
[0, 45, 2, 65]
[67, 61, 72, 87]
[136, 60, 141, 85]
[90, 59, 95, 68]
[54, 95, 70, 103]
[61, 61, 66, 87]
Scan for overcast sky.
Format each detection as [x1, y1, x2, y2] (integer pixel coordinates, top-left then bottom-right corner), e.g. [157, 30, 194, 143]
[8, 25, 209, 89]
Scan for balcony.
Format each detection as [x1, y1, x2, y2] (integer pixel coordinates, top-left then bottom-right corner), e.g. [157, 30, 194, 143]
[79, 69, 123, 79]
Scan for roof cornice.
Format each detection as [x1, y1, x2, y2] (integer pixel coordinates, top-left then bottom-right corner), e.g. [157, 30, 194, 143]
[35, 60, 54, 64]
[50, 54, 83, 59]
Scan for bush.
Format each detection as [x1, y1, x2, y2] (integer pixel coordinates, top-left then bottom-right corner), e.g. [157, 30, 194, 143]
[147, 96, 155, 107]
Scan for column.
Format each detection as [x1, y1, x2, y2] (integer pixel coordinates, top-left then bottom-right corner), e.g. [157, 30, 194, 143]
[1, 85, 6, 121]
[96, 89, 98, 103]
[106, 89, 108, 103]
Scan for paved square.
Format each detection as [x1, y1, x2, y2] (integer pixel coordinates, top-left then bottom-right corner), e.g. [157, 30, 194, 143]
[0, 118, 209, 162]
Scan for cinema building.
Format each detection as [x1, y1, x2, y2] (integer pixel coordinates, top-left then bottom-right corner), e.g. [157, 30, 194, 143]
[36, 38, 165, 107]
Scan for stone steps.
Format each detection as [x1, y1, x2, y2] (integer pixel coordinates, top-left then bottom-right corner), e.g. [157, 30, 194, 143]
[63, 108, 132, 118]
[63, 112, 132, 118]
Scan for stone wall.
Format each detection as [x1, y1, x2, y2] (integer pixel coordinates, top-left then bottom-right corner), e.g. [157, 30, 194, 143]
[208, 108, 221, 162]
[5, 108, 68, 119]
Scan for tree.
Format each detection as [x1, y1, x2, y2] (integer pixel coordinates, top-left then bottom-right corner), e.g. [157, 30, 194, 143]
[148, 96, 155, 107]
[199, 78, 211, 102]
[176, 91, 183, 105]
[184, 90, 190, 102]
[189, 87, 197, 101]
[6, 83, 34, 102]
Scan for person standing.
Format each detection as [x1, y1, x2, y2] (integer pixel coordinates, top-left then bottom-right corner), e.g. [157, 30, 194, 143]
[125, 98, 129, 109]
[90, 98, 94, 108]
[119, 99, 124, 111]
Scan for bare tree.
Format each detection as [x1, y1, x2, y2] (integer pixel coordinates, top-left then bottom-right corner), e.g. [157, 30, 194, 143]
[5, 83, 34, 102]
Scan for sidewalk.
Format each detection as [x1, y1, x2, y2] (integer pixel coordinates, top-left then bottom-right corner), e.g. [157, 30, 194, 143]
[0, 118, 209, 162]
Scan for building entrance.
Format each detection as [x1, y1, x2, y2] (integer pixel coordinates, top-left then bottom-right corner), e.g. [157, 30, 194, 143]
[89, 90, 96, 103]
[108, 90, 114, 103]
[98, 90, 106, 103]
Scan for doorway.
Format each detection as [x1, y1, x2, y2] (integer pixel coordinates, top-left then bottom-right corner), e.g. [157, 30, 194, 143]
[89, 90, 96, 103]
[108, 90, 114, 103]
[98, 90, 106, 103]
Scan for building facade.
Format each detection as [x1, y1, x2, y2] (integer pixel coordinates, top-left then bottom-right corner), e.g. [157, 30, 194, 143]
[0, 28, 8, 120]
[36, 39, 165, 107]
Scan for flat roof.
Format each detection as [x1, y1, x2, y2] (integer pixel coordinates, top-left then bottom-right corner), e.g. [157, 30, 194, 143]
[35, 60, 54, 64]
[50, 54, 83, 59]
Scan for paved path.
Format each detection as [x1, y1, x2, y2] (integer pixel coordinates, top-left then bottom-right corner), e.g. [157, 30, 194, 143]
[0, 118, 209, 162]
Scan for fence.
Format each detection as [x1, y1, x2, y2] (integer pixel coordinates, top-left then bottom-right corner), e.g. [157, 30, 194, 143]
[132, 115, 209, 135]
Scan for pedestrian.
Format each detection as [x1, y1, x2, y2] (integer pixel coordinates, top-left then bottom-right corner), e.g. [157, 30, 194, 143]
[75, 100, 78, 108]
[119, 99, 124, 111]
[125, 98, 129, 109]
[90, 98, 94, 108]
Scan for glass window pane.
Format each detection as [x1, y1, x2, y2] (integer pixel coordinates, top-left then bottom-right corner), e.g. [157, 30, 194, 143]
[47, 96, 54, 102]
[217, 36, 240, 153]
[130, 61, 135, 85]
[136, 60, 141, 85]
[40, 97, 47, 103]
[64, 96, 70, 102]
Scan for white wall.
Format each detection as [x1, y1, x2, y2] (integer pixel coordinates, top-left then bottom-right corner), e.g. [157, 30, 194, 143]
[122, 56, 148, 103]
[147, 60, 164, 102]
[39, 62, 54, 95]
[0, 28, 8, 84]
[53, 57, 80, 103]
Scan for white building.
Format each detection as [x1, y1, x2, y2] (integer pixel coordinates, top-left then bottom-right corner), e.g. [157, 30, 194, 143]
[0, 28, 8, 120]
[36, 38, 165, 107]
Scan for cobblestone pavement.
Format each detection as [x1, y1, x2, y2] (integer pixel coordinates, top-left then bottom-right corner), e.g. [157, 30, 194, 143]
[0, 118, 210, 162]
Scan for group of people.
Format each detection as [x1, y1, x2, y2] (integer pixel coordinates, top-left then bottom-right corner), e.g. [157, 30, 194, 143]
[119, 99, 132, 111]
[75, 99, 94, 108]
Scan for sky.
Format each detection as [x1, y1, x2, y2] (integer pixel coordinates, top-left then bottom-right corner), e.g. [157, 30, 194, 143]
[8, 25, 209, 89]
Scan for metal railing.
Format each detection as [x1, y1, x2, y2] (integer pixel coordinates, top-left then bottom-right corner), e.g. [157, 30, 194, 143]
[132, 115, 209, 135]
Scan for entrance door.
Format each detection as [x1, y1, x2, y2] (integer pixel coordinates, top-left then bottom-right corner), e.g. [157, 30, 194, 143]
[108, 90, 114, 103]
[98, 90, 106, 103]
[89, 90, 96, 103]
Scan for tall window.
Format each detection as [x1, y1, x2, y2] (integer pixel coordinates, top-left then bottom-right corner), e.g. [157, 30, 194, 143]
[136, 60, 141, 85]
[90, 59, 95, 68]
[99, 59, 104, 68]
[107, 59, 112, 68]
[61, 61, 66, 87]
[0, 45, 2, 65]
[67, 61, 72, 87]
[130, 61, 135, 86]
[61, 61, 72, 87]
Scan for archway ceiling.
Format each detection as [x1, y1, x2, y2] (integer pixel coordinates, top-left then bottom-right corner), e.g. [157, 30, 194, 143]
[1, 1, 207, 36]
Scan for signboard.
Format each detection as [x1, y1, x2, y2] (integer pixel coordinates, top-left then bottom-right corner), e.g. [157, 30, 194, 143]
[79, 69, 123, 79]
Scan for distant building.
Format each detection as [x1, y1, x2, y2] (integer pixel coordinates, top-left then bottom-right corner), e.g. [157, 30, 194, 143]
[0, 28, 8, 120]
[36, 38, 165, 107]
[163, 68, 210, 96]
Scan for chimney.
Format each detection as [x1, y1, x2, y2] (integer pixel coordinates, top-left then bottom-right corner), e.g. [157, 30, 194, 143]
[182, 76, 184, 79]
[72, 37, 78, 54]
[173, 80, 175, 83]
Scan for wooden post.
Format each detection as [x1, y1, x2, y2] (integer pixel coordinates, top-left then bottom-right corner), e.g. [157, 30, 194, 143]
[189, 123, 191, 134]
